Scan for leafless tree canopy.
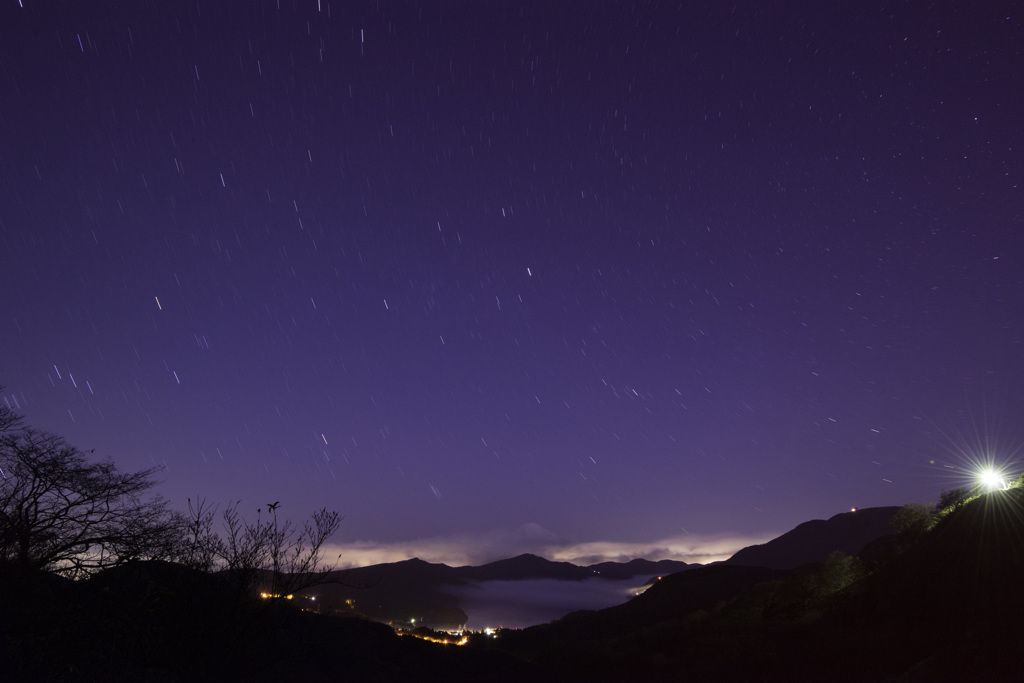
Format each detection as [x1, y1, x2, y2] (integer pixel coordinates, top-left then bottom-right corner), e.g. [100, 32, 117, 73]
[1, 395, 342, 594]
[0, 426, 177, 578]
[175, 497, 342, 597]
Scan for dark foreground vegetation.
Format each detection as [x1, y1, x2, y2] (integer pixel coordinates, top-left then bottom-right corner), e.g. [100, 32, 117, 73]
[0, 559, 534, 681]
[4, 396, 1023, 681]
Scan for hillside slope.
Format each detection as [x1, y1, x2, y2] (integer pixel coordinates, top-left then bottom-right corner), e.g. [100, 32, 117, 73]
[493, 491, 1024, 682]
[724, 505, 900, 569]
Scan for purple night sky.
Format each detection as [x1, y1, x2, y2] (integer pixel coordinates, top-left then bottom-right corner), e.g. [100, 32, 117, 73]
[2, 1, 1021, 567]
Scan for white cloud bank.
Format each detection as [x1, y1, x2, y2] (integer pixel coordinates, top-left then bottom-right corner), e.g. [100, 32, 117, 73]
[329, 523, 775, 569]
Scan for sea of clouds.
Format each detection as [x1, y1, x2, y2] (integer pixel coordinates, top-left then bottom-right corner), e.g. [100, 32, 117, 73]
[444, 576, 657, 629]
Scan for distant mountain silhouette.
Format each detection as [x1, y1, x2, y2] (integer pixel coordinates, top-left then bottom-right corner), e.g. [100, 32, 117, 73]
[454, 553, 688, 581]
[586, 557, 690, 580]
[311, 558, 467, 627]
[460, 553, 592, 581]
[300, 508, 901, 629]
[723, 505, 900, 569]
[307, 553, 686, 628]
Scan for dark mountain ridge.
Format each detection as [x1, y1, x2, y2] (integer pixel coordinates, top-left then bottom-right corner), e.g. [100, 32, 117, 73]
[586, 557, 691, 580]
[724, 504, 900, 569]
[494, 491, 1024, 682]
[308, 552, 689, 627]
[312, 507, 902, 628]
[459, 553, 595, 581]
[457, 553, 690, 582]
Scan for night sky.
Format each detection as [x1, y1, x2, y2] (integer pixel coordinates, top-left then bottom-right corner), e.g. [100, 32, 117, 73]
[2, 1, 1022, 567]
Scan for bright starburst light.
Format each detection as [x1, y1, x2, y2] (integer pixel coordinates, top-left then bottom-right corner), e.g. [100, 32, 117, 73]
[925, 406, 1022, 497]
[977, 468, 1008, 492]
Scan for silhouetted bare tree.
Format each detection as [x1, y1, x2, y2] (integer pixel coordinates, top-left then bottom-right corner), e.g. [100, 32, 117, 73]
[1, 392, 342, 594]
[0, 426, 177, 578]
[172, 496, 223, 573]
[174, 497, 342, 597]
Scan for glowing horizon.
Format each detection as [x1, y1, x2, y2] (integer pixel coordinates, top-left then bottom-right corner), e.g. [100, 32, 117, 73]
[328, 528, 775, 569]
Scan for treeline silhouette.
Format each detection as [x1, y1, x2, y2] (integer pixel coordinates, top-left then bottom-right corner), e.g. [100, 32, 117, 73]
[0, 395, 527, 681]
[4, 393, 1023, 681]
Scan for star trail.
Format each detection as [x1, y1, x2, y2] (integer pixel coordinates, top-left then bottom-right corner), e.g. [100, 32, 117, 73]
[1, 1, 1021, 566]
